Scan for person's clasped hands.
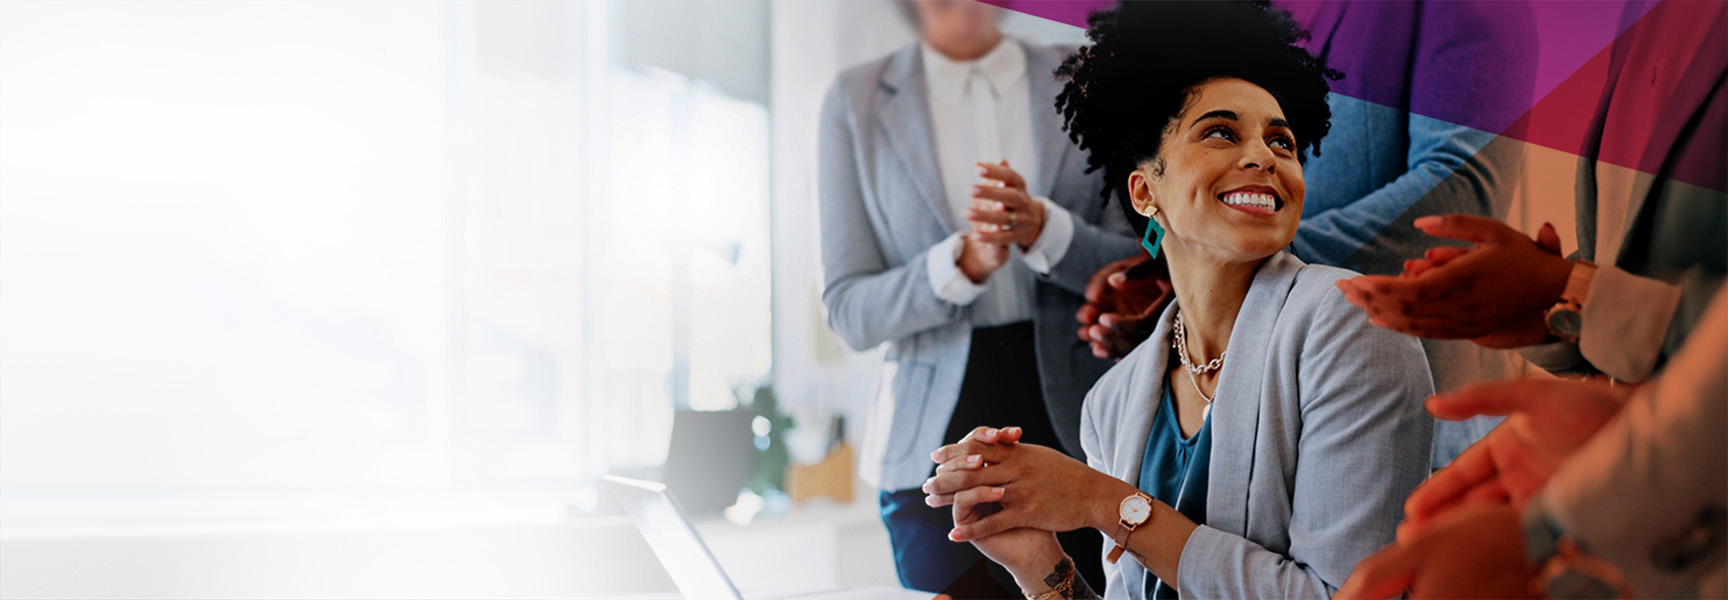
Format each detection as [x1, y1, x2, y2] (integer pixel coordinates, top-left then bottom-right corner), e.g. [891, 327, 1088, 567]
[974, 160, 1176, 362]
[1335, 214, 1573, 349]
[968, 160, 1045, 248]
[920, 426, 1135, 586]
[922, 426, 1114, 538]
[957, 160, 1041, 284]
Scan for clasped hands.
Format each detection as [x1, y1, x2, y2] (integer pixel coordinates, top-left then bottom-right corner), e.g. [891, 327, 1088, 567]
[959, 161, 1046, 283]
[921, 426, 1130, 586]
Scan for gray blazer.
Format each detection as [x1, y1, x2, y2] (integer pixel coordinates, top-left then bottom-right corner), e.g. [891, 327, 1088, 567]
[817, 40, 1141, 492]
[1081, 253, 1435, 599]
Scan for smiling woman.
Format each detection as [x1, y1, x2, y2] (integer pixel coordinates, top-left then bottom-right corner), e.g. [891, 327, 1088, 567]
[918, 2, 1437, 599]
[1127, 79, 1308, 269]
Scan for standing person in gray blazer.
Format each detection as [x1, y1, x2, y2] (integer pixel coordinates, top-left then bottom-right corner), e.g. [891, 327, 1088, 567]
[815, 1, 1139, 596]
[921, 3, 1435, 598]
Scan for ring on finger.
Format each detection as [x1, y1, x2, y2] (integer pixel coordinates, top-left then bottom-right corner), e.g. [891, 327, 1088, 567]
[1005, 213, 1018, 231]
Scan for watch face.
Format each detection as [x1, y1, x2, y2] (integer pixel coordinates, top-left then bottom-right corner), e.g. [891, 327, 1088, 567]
[1547, 309, 1584, 337]
[1120, 495, 1151, 524]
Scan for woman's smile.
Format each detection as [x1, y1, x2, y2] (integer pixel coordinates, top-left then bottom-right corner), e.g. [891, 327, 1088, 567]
[1218, 185, 1283, 217]
[1134, 77, 1307, 264]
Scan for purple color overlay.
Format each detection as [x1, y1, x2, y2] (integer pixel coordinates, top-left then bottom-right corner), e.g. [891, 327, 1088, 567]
[983, 0, 1724, 192]
[1524, 1, 1655, 105]
[985, 0, 1648, 135]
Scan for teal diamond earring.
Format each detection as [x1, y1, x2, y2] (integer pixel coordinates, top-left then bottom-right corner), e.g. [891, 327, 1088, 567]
[1141, 217, 1165, 259]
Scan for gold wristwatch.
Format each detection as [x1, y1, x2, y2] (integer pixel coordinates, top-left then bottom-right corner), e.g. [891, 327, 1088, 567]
[1107, 491, 1153, 563]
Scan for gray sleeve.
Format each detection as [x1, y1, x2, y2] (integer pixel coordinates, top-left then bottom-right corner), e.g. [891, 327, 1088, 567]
[1177, 282, 1436, 598]
[1037, 189, 1142, 296]
[1575, 264, 1683, 382]
[816, 82, 964, 351]
[1079, 376, 1137, 600]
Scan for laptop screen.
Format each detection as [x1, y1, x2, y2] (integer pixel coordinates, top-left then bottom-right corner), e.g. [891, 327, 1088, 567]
[603, 476, 744, 600]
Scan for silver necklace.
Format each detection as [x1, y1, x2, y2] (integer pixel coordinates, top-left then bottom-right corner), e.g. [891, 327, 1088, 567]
[1172, 311, 1223, 407]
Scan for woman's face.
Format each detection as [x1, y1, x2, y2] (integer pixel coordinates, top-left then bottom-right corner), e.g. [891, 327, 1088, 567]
[914, 0, 1002, 46]
[1130, 77, 1305, 266]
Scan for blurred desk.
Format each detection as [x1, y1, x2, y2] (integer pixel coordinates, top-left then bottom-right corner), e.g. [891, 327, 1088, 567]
[0, 490, 900, 599]
[694, 493, 898, 592]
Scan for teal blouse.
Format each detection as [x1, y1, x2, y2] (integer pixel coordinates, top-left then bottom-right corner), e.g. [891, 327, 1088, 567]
[1137, 383, 1212, 599]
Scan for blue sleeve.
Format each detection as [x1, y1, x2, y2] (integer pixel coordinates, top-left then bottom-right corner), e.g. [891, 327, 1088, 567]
[1291, 0, 1537, 275]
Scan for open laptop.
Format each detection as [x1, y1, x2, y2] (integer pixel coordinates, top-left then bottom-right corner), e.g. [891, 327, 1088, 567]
[602, 476, 932, 600]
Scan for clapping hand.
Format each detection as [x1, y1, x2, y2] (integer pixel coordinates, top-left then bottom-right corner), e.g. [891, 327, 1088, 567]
[1336, 216, 1572, 349]
[1337, 503, 1536, 599]
[1076, 255, 1172, 360]
[959, 229, 1010, 283]
[1399, 377, 1632, 539]
[967, 160, 1045, 250]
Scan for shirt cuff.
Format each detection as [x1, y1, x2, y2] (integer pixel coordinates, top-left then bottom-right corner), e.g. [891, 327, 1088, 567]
[927, 232, 987, 306]
[1579, 265, 1682, 382]
[1021, 197, 1074, 274]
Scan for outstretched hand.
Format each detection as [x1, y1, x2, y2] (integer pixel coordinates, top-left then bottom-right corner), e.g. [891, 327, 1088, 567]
[1336, 216, 1572, 349]
[1399, 377, 1632, 538]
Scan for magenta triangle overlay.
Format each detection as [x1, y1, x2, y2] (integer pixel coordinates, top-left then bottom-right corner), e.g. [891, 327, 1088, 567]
[982, 0, 1650, 132]
[982, 0, 1723, 194]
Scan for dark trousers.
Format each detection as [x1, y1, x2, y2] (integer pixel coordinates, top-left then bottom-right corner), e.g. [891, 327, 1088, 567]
[879, 322, 1106, 599]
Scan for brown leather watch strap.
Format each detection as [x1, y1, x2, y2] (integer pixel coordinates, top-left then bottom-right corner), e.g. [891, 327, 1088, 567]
[1106, 492, 1153, 564]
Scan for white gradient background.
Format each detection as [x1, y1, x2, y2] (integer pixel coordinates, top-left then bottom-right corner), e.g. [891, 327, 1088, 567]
[0, 1, 1083, 597]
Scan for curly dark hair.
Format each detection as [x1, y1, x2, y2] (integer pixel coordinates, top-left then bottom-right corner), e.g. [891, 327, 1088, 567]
[1054, 1, 1342, 234]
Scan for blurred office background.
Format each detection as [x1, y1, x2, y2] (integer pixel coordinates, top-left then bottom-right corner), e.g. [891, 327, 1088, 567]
[0, 1, 1081, 597]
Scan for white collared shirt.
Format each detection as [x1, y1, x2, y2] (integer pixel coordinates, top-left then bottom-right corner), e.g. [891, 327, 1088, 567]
[918, 38, 1077, 327]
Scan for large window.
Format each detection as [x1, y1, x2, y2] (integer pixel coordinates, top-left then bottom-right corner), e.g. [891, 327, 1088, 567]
[0, 0, 770, 527]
